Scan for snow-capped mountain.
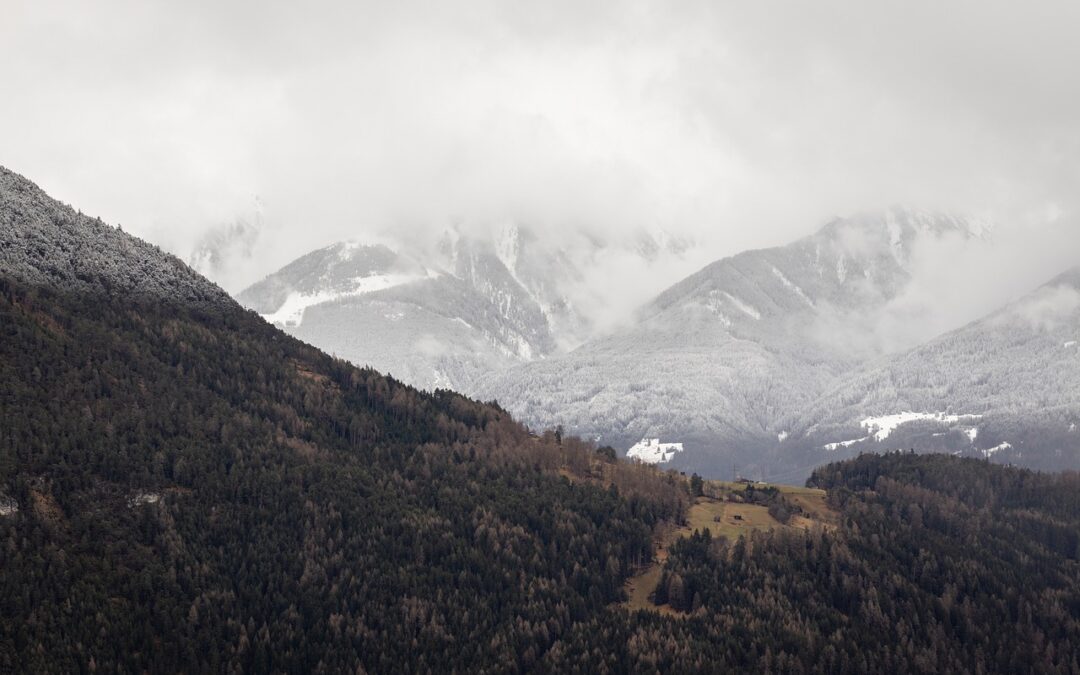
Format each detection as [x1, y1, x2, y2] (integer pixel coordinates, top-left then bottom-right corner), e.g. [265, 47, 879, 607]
[230, 204, 1077, 479]
[786, 266, 1080, 472]
[474, 208, 991, 477]
[0, 166, 230, 306]
[238, 239, 539, 391]
[238, 223, 691, 391]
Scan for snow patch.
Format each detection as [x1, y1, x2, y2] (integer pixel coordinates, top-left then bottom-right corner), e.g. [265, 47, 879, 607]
[1065, 341, 1077, 349]
[824, 436, 869, 451]
[0, 495, 18, 516]
[771, 266, 814, 307]
[984, 442, 1013, 457]
[824, 412, 984, 451]
[777, 431, 789, 442]
[127, 491, 161, 508]
[627, 438, 684, 464]
[704, 292, 734, 326]
[262, 274, 423, 327]
[722, 292, 761, 320]
[860, 412, 983, 442]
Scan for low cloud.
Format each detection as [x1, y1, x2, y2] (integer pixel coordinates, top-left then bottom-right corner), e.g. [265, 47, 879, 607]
[874, 221, 1080, 351]
[3, 0, 1079, 322]
[1009, 285, 1080, 333]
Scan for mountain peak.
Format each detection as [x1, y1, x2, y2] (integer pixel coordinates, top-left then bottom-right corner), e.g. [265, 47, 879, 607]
[820, 207, 989, 255]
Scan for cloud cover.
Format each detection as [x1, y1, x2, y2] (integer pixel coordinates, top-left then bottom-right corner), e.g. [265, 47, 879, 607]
[2, 0, 1079, 312]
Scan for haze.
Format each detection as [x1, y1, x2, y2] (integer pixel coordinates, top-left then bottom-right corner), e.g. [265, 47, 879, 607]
[3, 0, 1079, 335]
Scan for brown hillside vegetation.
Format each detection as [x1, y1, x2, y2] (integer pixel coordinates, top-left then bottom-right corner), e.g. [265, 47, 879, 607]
[624, 478, 838, 614]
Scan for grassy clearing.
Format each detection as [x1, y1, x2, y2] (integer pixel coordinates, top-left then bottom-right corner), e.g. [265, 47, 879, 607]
[708, 480, 825, 496]
[622, 479, 838, 615]
[624, 563, 683, 617]
[684, 498, 728, 534]
[786, 492, 837, 524]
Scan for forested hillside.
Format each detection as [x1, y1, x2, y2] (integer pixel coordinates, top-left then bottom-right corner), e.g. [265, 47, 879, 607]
[548, 454, 1079, 673]
[0, 168, 686, 673]
[2, 168, 1078, 673]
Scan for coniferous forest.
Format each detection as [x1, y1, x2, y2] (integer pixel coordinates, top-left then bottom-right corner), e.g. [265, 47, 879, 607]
[0, 168, 1078, 673]
[560, 454, 1080, 673]
[0, 272, 686, 673]
[3, 268, 1080, 672]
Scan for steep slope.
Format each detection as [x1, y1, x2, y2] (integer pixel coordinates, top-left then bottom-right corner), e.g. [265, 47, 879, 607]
[0, 167, 685, 673]
[477, 209, 987, 476]
[3, 167, 1076, 672]
[788, 267, 1080, 471]
[237, 231, 557, 391]
[0, 167, 229, 306]
[236, 223, 690, 392]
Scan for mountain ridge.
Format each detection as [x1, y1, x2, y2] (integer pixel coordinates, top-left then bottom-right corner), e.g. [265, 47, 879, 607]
[0, 166, 231, 307]
[235, 222, 695, 391]
[475, 207, 995, 476]
[0, 163, 685, 673]
[785, 263, 1080, 471]
[2, 166, 1078, 672]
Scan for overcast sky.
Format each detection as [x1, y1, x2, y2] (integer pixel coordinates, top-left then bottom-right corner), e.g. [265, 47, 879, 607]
[3, 0, 1079, 304]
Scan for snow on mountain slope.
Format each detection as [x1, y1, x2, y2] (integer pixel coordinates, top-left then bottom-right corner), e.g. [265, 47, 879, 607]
[475, 208, 989, 476]
[0, 166, 230, 306]
[236, 223, 691, 392]
[259, 272, 430, 327]
[627, 438, 684, 464]
[787, 267, 1080, 472]
[239, 242, 419, 314]
[236, 235, 543, 391]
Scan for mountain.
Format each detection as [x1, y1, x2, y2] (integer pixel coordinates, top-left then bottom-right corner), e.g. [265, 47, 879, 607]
[475, 208, 989, 477]
[237, 223, 692, 392]
[786, 266, 1080, 472]
[2, 166, 1077, 672]
[562, 454, 1079, 673]
[0, 166, 684, 672]
[0, 167, 230, 306]
[236, 229, 556, 391]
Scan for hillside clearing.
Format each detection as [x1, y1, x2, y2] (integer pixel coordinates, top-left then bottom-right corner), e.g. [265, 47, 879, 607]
[623, 479, 837, 614]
